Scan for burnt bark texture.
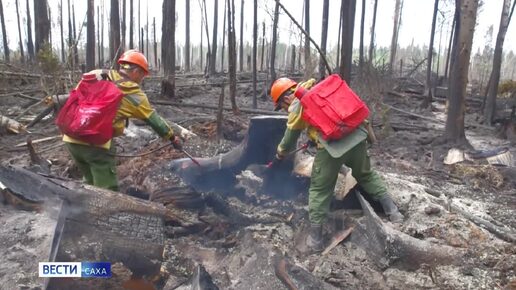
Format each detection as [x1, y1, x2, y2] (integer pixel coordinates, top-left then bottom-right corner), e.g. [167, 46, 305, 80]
[389, 0, 402, 72]
[422, 0, 440, 109]
[359, 0, 365, 66]
[368, 0, 378, 63]
[26, 0, 35, 60]
[129, 0, 134, 48]
[444, 17, 455, 80]
[239, 0, 244, 71]
[15, 0, 25, 62]
[270, 0, 279, 83]
[339, 0, 356, 83]
[34, 0, 50, 55]
[484, 0, 515, 125]
[209, 0, 219, 75]
[86, 0, 95, 71]
[110, 0, 121, 67]
[67, 0, 73, 66]
[303, 0, 310, 78]
[72, 2, 78, 65]
[260, 21, 265, 71]
[227, 0, 239, 113]
[162, 0, 176, 98]
[153, 17, 157, 68]
[221, 0, 227, 71]
[59, 0, 64, 62]
[0, 0, 8, 62]
[252, 0, 257, 108]
[319, 0, 329, 79]
[121, 0, 126, 50]
[185, 0, 190, 72]
[445, 0, 479, 145]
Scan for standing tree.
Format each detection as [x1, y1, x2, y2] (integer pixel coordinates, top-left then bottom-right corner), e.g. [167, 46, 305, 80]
[339, 0, 356, 82]
[97, 6, 101, 66]
[368, 0, 378, 63]
[153, 17, 157, 68]
[121, 0, 126, 49]
[26, 0, 35, 61]
[389, 0, 403, 72]
[59, 0, 65, 62]
[221, 0, 227, 71]
[238, 0, 244, 71]
[109, 0, 121, 66]
[209, 0, 219, 75]
[161, 0, 175, 98]
[185, 0, 190, 72]
[260, 21, 265, 71]
[252, 0, 257, 108]
[303, 0, 310, 78]
[270, 0, 279, 83]
[444, 17, 455, 80]
[0, 0, 8, 62]
[34, 0, 50, 55]
[444, 0, 478, 145]
[86, 0, 95, 71]
[484, 0, 515, 125]
[15, 0, 25, 62]
[358, 0, 365, 66]
[129, 0, 133, 48]
[422, 0, 440, 109]
[227, 0, 239, 113]
[319, 0, 329, 79]
[67, 0, 73, 65]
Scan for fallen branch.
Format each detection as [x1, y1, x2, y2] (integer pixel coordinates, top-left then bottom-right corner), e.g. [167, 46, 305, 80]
[152, 100, 286, 116]
[322, 226, 355, 255]
[0, 115, 26, 133]
[15, 135, 61, 147]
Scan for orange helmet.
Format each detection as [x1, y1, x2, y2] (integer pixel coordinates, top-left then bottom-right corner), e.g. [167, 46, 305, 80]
[118, 50, 149, 75]
[270, 78, 297, 105]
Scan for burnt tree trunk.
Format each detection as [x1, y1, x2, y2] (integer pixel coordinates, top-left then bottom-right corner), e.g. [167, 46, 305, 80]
[110, 0, 121, 67]
[368, 0, 378, 63]
[421, 0, 439, 109]
[59, 0, 65, 62]
[221, 0, 227, 72]
[153, 17, 157, 68]
[86, 0, 95, 71]
[0, 0, 7, 62]
[444, 17, 455, 80]
[15, 0, 25, 62]
[270, 0, 279, 84]
[336, 2, 342, 69]
[252, 0, 257, 108]
[484, 0, 515, 125]
[97, 6, 101, 66]
[101, 2, 105, 64]
[209, 0, 219, 75]
[201, 0, 211, 73]
[200, 16, 204, 71]
[319, 0, 329, 79]
[389, 0, 402, 72]
[339, 0, 356, 82]
[48, 6, 52, 46]
[34, 0, 50, 55]
[239, 0, 244, 72]
[303, 0, 310, 78]
[26, 0, 35, 61]
[185, 0, 190, 72]
[72, 2, 78, 65]
[129, 0, 134, 48]
[228, 0, 239, 113]
[359, 0, 365, 66]
[445, 0, 478, 145]
[162, 0, 176, 98]
[290, 45, 296, 73]
[260, 21, 265, 71]
[67, 0, 73, 66]
[121, 0, 126, 50]
[138, 0, 140, 50]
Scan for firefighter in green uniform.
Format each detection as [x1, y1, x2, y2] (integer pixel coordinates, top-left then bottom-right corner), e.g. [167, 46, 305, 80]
[63, 50, 182, 191]
[270, 77, 404, 252]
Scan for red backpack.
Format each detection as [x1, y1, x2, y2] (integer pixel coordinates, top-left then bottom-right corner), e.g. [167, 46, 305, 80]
[55, 72, 124, 145]
[294, 74, 370, 140]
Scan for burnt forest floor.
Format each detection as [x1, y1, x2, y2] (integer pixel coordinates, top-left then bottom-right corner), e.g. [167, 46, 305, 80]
[0, 72, 515, 290]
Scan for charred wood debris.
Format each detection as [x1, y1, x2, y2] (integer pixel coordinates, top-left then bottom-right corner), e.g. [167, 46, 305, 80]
[0, 64, 515, 289]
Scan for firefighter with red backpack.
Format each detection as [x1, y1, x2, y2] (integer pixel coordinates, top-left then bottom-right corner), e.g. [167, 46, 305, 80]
[270, 75, 404, 253]
[58, 50, 183, 191]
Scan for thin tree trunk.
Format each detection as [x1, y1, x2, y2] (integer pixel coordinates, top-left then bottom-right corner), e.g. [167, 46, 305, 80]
[0, 0, 8, 62]
[290, 44, 296, 73]
[200, 16, 203, 71]
[153, 17, 157, 68]
[201, 0, 211, 73]
[221, 0, 227, 72]
[56, 0, 64, 62]
[436, 21, 444, 77]
[138, 0, 140, 50]
[359, 0, 365, 66]
[97, 5, 101, 66]
[444, 17, 455, 80]
[422, 0, 439, 109]
[185, 0, 190, 72]
[209, 0, 219, 74]
[319, 0, 329, 79]
[368, 0, 378, 63]
[239, 0, 244, 71]
[484, 0, 515, 125]
[129, 0, 133, 48]
[389, 0, 402, 72]
[303, 0, 310, 78]
[260, 21, 265, 71]
[340, 0, 356, 82]
[26, 0, 35, 61]
[445, 0, 478, 145]
[48, 6, 52, 48]
[145, 3, 148, 60]
[86, 0, 95, 71]
[121, 0, 126, 49]
[101, 1, 105, 65]
[72, 3, 78, 65]
[216, 82, 225, 141]
[162, 0, 176, 98]
[228, 0, 239, 113]
[34, 0, 50, 55]
[16, 0, 25, 62]
[270, 0, 279, 83]
[110, 0, 121, 67]
[336, 1, 342, 70]
[252, 0, 257, 108]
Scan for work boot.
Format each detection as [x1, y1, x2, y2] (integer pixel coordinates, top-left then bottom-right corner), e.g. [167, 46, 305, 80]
[378, 195, 404, 223]
[306, 223, 324, 253]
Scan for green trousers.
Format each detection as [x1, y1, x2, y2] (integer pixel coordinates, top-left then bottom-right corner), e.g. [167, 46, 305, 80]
[65, 142, 119, 191]
[309, 140, 386, 224]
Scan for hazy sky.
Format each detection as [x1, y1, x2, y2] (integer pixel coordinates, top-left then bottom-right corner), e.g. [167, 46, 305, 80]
[0, 0, 514, 59]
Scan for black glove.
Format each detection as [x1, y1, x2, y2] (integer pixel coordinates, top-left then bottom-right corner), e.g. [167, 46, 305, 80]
[170, 135, 183, 150]
[267, 153, 285, 168]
